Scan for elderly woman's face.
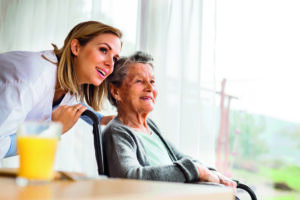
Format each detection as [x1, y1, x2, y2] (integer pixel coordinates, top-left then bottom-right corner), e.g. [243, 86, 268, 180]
[117, 63, 157, 115]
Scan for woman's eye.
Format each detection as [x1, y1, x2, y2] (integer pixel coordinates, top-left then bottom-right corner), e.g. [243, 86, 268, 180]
[136, 80, 142, 83]
[100, 47, 108, 54]
[150, 80, 155, 84]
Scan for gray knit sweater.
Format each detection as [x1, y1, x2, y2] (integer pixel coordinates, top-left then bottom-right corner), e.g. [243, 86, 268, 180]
[103, 117, 207, 183]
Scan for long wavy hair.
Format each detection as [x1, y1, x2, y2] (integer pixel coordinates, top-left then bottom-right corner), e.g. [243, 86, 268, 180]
[52, 21, 122, 111]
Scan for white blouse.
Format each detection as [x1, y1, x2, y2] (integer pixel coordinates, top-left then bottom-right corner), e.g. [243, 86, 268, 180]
[0, 50, 77, 159]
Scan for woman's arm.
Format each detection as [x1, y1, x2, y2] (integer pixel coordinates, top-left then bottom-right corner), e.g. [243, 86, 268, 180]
[103, 127, 199, 183]
[164, 135, 236, 187]
[100, 115, 115, 125]
[0, 135, 13, 159]
[0, 83, 31, 159]
[4, 134, 17, 157]
[78, 103, 115, 126]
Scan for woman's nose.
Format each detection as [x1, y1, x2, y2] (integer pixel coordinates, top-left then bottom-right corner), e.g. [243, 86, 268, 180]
[145, 81, 154, 91]
[104, 54, 114, 67]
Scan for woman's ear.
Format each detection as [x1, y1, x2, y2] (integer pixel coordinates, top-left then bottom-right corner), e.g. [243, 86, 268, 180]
[109, 84, 120, 101]
[70, 39, 80, 56]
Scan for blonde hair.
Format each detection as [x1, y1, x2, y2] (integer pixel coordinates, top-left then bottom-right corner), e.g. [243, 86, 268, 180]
[52, 21, 122, 111]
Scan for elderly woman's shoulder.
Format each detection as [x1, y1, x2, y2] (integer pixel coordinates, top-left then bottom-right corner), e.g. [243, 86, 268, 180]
[102, 118, 139, 146]
[102, 117, 132, 136]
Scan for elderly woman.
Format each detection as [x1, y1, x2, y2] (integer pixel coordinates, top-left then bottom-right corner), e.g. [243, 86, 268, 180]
[103, 51, 236, 187]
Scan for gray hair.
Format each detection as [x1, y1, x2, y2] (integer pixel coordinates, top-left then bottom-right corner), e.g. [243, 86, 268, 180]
[107, 51, 154, 107]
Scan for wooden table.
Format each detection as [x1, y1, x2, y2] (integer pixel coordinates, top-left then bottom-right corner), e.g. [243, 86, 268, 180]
[0, 176, 234, 200]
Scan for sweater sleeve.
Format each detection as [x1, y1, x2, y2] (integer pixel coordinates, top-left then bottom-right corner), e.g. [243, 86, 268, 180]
[103, 126, 200, 183]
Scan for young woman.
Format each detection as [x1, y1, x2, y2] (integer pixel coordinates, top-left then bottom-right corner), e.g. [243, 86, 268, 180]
[0, 21, 122, 159]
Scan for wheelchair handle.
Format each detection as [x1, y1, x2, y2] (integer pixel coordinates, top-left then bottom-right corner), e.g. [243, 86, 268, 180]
[234, 180, 257, 200]
[81, 110, 105, 175]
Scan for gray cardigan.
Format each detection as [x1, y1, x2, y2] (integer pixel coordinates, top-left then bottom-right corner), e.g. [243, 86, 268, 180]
[103, 117, 209, 183]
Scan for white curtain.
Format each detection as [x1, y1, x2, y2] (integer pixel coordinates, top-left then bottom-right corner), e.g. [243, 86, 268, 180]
[0, 0, 138, 54]
[137, 0, 217, 166]
[0, 0, 217, 172]
[1, 0, 91, 52]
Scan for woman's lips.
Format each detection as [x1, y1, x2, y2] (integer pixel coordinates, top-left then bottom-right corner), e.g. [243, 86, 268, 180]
[96, 67, 107, 79]
[140, 96, 153, 101]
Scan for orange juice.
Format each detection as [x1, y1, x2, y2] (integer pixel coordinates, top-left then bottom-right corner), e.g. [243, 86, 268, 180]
[17, 136, 58, 180]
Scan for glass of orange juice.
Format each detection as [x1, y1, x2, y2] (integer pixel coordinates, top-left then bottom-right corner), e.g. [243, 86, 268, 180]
[16, 121, 62, 185]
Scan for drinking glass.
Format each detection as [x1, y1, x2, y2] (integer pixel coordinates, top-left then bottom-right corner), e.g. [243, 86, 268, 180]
[16, 121, 62, 185]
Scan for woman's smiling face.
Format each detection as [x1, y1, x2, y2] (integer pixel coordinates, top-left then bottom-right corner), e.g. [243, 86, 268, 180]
[117, 63, 157, 115]
[72, 33, 121, 86]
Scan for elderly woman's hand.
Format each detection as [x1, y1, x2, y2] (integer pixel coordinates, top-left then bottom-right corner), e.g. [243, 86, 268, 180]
[213, 171, 237, 188]
[195, 163, 237, 197]
[52, 104, 87, 134]
[195, 163, 220, 184]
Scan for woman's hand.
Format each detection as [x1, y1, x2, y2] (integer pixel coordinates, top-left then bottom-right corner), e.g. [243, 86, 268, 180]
[52, 104, 87, 134]
[195, 163, 220, 184]
[212, 171, 237, 196]
[100, 115, 115, 125]
[195, 163, 237, 196]
[213, 171, 237, 188]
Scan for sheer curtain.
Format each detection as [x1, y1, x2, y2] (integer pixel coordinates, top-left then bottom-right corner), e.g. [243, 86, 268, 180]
[0, 0, 137, 53]
[0, 0, 217, 172]
[137, 0, 217, 166]
[0, 0, 92, 52]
